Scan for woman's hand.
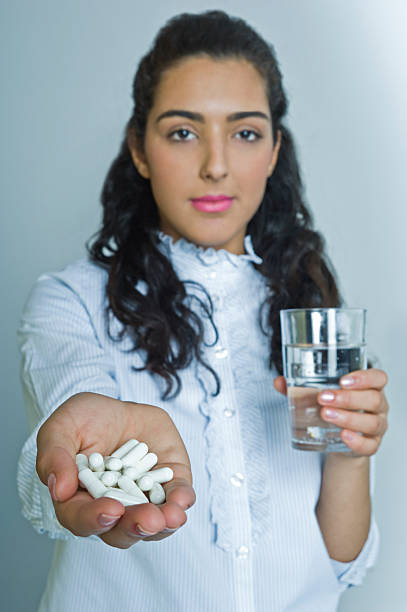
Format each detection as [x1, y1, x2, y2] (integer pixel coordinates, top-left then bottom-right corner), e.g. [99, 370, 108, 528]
[274, 368, 389, 457]
[36, 392, 196, 548]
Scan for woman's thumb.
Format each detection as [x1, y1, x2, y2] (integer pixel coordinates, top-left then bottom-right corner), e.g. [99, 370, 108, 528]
[273, 375, 287, 396]
[36, 425, 78, 503]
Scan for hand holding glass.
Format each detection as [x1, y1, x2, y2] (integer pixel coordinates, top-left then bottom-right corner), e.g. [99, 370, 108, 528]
[280, 308, 367, 452]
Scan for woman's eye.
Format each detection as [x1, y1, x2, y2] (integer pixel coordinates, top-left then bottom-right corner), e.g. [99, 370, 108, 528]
[168, 128, 196, 141]
[236, 129, 261, 141]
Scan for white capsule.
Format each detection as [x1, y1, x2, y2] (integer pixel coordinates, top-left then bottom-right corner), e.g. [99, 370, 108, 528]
[121, 442, 149, 467]
[77, 456, 89, 487]
[111, 439, 139, 459]
[89, 452, 105, 472]
[140, 452, 158, 471]
[100, 471, 121, 487]
[126, 452, 158, 479]
[149, 482, 166, 505]
[137, 475, 154, 491]
[123, 466, 143, 480]
[103, 487, 148, 506]
[76, 454, 88, 471]
[143, 466, 173, 484]
[104, 457, 123, 471]
[78, 468, 107, 498]
[118, 475, 149, 501]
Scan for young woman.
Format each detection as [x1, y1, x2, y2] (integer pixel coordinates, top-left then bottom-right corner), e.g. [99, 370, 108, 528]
[17, 10, 389, 612]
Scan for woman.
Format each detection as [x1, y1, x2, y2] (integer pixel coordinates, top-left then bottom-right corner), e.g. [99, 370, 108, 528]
[18, 10, 388, 611]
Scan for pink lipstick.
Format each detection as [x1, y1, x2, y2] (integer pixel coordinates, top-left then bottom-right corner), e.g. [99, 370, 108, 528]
[190, 195, 234, 213]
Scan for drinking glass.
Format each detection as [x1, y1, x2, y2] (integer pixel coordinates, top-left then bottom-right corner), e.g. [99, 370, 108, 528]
[280, 308, 367, 452]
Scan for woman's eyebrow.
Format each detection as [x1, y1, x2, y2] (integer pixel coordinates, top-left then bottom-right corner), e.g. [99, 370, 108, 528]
[155, 110, 270, 123]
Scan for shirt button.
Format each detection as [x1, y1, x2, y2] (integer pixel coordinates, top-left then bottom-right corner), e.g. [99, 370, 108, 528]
[215, 347, 228, 359]
[223, 408, 235, 418]
[236, 545, 249, 560]
[205, 270, 217, 280]
[230, 473, 245, 487]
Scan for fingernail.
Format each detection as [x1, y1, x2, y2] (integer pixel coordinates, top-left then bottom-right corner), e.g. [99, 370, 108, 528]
[324, 408, 338, 419]
[98, 513, 121, 527]
[134, 524, 157, 537]
[320, 391, 335, 402]
[48, 473, 59, 502]
[341, 376, 355, 387]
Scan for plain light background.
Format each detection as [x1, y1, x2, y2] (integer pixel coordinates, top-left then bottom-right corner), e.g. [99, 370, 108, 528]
[1, 1, 405, 610]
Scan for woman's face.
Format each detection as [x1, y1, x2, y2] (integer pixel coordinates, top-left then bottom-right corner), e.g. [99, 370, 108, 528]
[129, 55, 280, 254]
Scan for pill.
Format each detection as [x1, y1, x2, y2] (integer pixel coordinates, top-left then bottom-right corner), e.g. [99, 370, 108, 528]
[121, 442, 149, 467]
[137, 475, 154, 491]
[122, 466, 146, 480]
[104, 457, 123, 471]
[118, 475, 149, 501]
[89, 453, 105, 472]
[123, 453, 158, 479]
[140, 452, 158, 471]
[142, 467, 173, 484]
[76, 454, 88, 470]
[78, 468, 107, 498]
[149, 482, 166, 505]
[111, 439, 139, 459]
[103, 487, 148, 506]
[100, 471, 121, 487]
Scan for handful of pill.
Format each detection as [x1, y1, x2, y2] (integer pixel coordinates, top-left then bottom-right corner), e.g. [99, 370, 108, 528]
[76, 439, 174, 506]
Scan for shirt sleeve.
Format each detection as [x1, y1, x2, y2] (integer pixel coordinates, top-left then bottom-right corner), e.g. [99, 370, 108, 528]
[329, 455, 380, 590]
[17, 267, 119, 540]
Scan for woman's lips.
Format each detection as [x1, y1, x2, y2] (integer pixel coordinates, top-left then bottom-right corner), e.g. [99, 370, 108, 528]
[190, 196, 234, 213]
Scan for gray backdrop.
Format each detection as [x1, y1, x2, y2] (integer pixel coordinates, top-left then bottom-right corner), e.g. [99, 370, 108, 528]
[1, 1, 405, 610]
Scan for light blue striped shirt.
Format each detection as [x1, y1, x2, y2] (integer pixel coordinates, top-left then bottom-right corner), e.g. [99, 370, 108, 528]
[17, 232, 379, 612]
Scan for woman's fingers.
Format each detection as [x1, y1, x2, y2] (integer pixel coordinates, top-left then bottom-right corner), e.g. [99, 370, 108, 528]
[162, 461, 196, 510]
[156, 500, 187, 529]
[317, 368, 390, 457]
[97, 467, 195, 548]
[339, 430, 381, 456]
[51, 484, 190, 548]
[318, 389, 385, 413]
[140, 501, 187, 541]
[100, 502, 172, 548]
[320, 406, 388, 436]
[340, 368, 388, 391]
[53, 491, 125, 536]
[99, 481, 193, 548]
[273, 369, 388, 398]
[103, 503, 165, 548]
[165, 479, 196, 511]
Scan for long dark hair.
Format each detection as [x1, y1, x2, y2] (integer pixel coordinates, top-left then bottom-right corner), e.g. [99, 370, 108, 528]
[88, 10, 341, 400]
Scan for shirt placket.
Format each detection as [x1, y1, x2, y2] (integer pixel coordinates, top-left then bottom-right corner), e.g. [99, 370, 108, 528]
[203, 263, 256, 612]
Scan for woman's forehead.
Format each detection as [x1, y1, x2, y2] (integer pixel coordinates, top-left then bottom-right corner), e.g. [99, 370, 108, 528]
[151, 55, 269, 114]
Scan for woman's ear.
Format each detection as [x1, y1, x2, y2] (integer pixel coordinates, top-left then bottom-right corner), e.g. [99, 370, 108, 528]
[127, 128, 150, 179]
[268, 129, 282, 177]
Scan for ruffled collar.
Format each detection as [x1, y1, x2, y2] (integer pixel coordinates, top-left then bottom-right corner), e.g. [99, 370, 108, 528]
[155, 231, 263, 268]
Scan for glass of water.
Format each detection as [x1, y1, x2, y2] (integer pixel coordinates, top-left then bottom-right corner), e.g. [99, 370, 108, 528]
[280, 308, 367, 452]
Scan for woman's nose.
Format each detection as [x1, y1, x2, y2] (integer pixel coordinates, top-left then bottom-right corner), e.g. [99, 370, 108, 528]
[199, 138, 228, 181]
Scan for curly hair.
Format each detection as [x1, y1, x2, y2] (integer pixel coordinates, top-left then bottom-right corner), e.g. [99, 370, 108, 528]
[87, 10, 341, 400]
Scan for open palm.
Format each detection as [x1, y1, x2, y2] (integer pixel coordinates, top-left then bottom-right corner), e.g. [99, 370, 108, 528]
[36, 392, 195, 548]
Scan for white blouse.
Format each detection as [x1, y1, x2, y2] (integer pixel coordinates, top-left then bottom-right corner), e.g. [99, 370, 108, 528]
[17, 232, 378, 611]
